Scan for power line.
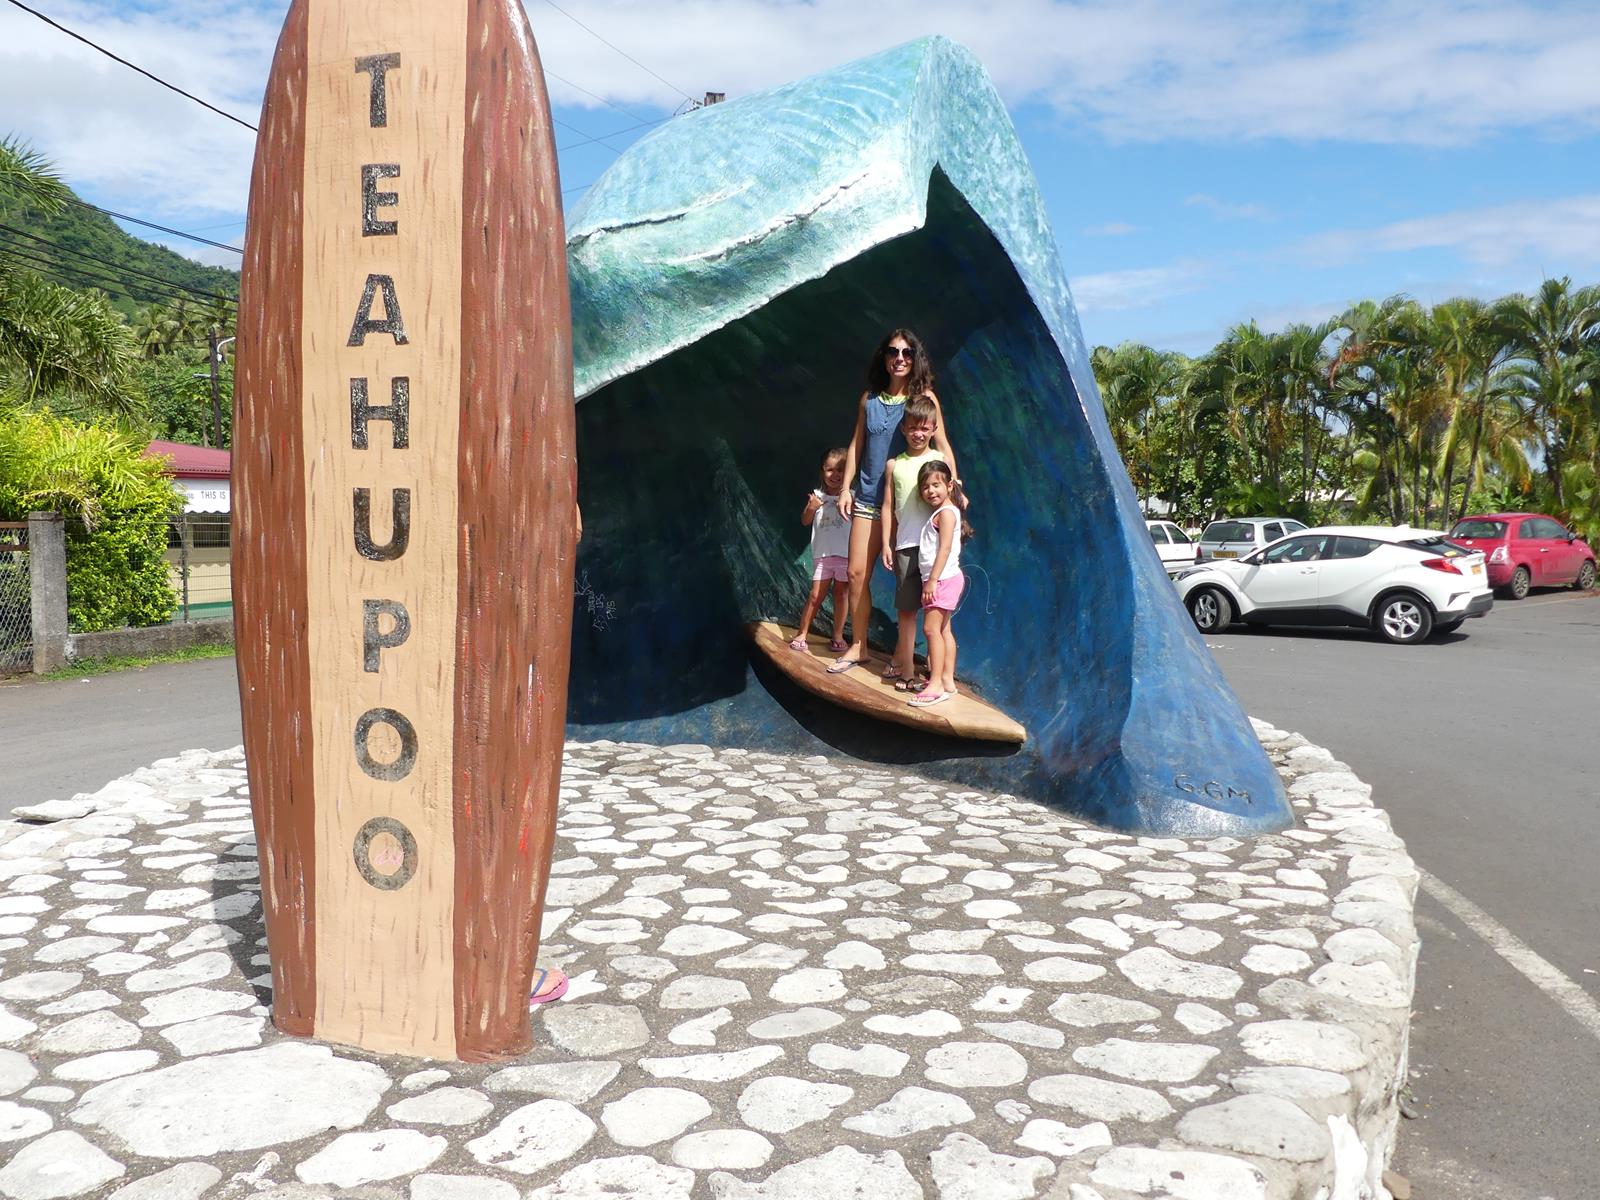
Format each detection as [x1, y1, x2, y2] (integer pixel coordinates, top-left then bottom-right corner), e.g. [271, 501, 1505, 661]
[556, 113, 672, 153]
[0, 243, 218, 310]
[550, 114, 629, 156]
[69, 199, 243, 255]
[0, 230, 240, 307]
[545, 67, 655, 125]
[1, 248, 230, 313]
[3, 0, 258, 133]
[0, 220, 237, 303]
[537, 0, 695, 104]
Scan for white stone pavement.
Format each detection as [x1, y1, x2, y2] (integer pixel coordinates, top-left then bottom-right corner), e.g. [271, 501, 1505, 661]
[0, 721, 1419, 1200]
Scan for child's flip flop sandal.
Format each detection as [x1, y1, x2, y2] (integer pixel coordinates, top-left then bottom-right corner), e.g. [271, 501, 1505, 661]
[528, 967, 569, 1007]
[908, 691, 949, 707]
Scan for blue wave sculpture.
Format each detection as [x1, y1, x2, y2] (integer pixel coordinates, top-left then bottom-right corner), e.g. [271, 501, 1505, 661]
[565, 36, 1291, 835]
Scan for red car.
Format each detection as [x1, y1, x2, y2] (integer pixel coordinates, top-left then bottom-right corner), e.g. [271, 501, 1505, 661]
[1447, 513, 1597, 599]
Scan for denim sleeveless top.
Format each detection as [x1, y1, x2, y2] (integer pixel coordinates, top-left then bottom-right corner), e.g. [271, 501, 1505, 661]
[854, 393, 906, 507]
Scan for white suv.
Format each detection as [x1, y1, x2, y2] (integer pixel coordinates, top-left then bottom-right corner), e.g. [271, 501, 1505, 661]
[1175, 525, 1493, 643]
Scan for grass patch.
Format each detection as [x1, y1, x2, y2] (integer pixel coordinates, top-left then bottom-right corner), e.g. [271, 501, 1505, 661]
[38, 642, 235, 681]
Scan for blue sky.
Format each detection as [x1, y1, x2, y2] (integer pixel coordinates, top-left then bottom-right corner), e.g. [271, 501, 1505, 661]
[2, 0, 1598, 354]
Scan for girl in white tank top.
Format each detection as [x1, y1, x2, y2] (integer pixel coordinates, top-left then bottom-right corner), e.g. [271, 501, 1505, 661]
[910, 460, 967, 707]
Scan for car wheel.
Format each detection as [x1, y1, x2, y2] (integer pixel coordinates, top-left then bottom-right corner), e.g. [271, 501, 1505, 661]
[1374, 593, 1433, 644]
[1187, 587, 1232, 633]
[1433, 618, 1465, 636]
[1508, 566, 1531, 600]
[1575, 559, 1596, 591]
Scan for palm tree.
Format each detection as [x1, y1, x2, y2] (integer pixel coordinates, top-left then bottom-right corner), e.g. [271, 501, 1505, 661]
[0, 272, 142, 414]
[0, 136, 69, 216]
[0, 137, 142, 417]
[1500, 278, 1600, 507]
[1090, 342, 1185, 495]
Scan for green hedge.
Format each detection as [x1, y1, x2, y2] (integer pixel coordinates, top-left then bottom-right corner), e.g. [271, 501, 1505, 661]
[0, 408, 181, 631]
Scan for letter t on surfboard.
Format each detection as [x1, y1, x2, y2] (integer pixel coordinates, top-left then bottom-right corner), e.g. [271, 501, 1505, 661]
[232, 0, 575, 1061]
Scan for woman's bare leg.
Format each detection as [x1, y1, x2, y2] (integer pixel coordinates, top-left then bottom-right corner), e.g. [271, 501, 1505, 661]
[842, 515, 879, 661]
[829, 580, 850, 643]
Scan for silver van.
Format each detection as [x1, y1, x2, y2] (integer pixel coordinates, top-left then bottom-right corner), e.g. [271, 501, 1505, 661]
[1196, 517, 1308, 561]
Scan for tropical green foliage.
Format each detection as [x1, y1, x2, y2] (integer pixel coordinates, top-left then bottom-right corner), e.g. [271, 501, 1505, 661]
[0, 408, 181, 630]
[0, 196, 237, 319]
[134, 346, 233, 449]
[1093, 280, 1600, 540]
[0, 269, 144, 414]
[0, 139, 235, 632]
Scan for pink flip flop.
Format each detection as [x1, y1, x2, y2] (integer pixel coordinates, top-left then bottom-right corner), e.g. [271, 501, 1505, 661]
[788, 635, 809, 651]
[829, 639, 848, 653]
[528, 967, 569, 1007]
[908, 691, 949, 707]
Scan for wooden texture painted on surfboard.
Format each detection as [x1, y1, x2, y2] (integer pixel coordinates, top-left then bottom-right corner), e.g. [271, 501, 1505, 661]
[749, 622, 1027, 744]
[234, 0, 574, 1062]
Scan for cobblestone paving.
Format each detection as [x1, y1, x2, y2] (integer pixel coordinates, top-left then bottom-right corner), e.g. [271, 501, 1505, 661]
[0, 721, 1418, 1199]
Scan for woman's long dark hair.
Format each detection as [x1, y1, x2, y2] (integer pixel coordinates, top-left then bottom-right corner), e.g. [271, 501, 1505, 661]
[866, 328, 935, 399]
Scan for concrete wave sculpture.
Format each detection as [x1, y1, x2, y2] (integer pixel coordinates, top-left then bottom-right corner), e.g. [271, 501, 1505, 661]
[565, 36, 1292, 835]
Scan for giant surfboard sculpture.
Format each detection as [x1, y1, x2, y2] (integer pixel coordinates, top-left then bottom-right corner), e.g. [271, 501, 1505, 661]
[564, 37, 1292, 836]
[233, 0, 574, 1060]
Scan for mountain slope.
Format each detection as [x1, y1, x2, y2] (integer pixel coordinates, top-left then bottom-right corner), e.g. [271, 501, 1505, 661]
[0, 195, 240, 316]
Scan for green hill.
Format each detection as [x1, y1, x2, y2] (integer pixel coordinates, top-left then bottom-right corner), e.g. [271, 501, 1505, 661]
[0, 193, 240, 317]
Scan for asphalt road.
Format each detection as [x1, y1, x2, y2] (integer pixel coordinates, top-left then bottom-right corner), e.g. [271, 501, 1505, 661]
[0, 656, 243, 819]
[1210, 588, 1600, 1200]
[2, 591, 1596, 1196]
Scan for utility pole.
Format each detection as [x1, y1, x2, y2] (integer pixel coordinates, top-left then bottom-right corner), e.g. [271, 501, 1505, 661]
[205, 330, 236, 449]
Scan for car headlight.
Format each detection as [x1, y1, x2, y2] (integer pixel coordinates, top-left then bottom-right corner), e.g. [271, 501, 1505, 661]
[1176, 567, 1207, 581]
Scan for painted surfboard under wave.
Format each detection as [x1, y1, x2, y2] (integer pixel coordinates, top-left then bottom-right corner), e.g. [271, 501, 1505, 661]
[749, 622, 1026, 744]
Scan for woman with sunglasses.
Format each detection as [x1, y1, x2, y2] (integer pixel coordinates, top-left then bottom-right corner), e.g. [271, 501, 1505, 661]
[828, 329, 960, 674]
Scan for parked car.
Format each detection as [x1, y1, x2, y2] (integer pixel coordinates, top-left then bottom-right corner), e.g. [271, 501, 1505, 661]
[1175, 525, 1492, 644]
[1195, 517, 1308, 562]
[1446, 513, 1596, 599]
[1146, 520, 1198, 574]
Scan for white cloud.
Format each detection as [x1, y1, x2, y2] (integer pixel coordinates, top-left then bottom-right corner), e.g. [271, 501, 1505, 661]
[1070, 260, 1211, 313]
[523, 0, 1600, 146]
[1082, 221, 1137, 236]
[0, 2, 277, 217]
[1294, 194, 1600, 269]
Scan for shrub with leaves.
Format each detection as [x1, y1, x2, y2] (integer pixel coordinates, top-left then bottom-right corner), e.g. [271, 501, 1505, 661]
[0, 408, 181, 630]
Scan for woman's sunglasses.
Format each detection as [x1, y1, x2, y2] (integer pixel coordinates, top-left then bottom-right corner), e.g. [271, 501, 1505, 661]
[885, 347, 914, 360]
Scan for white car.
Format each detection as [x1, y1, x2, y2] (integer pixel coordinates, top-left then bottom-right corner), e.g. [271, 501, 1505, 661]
[1174, 525, 1493, 644]
[1146, 520, 1198, 574]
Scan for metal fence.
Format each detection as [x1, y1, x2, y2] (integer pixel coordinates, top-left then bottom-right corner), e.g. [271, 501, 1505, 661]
[167, 513, 233, 623]
[0, 522, 30, 673]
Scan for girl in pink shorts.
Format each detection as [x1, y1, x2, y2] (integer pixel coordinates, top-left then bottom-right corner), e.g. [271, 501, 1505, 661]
[792, 448, 852, 652]
[911, 459, 967, 707]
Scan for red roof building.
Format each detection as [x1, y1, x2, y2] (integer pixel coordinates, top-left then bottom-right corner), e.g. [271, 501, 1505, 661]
[146, 440, 232, 512]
